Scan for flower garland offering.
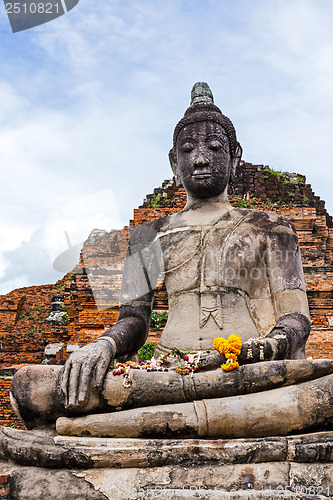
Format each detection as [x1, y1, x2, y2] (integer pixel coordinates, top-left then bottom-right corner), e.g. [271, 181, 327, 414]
[123, 365, 132, 388]
[112, 359, 169, 387]
[213, 334, 242, 371]
[246, 338, 265, 361]
[175, 352, 203, 377]
[112, 349, 210, 386]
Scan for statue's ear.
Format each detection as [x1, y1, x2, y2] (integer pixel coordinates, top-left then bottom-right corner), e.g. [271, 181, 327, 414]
[231, 142, 243, 179]
[169, 149, 182, 186]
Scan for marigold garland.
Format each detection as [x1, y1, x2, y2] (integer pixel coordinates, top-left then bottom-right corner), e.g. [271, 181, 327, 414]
[213, 334, 242, 371]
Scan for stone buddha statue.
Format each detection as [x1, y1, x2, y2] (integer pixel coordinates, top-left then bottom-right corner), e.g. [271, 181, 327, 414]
[10, 83, 333, 437]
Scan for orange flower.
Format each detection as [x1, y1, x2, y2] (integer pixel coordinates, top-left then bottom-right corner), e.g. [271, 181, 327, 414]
[214, 334, 242, 372]
[221, 359, 239, 371]
[214, 334, 242, 356]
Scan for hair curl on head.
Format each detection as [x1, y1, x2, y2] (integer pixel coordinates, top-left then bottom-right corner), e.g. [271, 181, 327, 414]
[169, 82, 241, 168]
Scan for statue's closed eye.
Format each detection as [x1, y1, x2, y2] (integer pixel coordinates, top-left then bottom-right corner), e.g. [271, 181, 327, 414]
[207, 140, 223, 151]
[181, 142, 195, 152]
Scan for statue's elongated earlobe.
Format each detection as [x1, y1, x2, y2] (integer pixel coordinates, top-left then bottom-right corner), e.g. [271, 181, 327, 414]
[169, 149, 182, 186]
[231, 142, 243, 179]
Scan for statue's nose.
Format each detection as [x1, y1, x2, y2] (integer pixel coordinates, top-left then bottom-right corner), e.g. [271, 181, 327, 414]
[195, 156, 209, 166]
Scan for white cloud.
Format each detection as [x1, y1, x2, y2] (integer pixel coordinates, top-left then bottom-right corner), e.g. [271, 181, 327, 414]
[1, 0, 333, 294]
[0, 228, 59, 295]
[230, 0, 333, 212]
[0, 221, 35, 284]
[45, 188, 123, 271]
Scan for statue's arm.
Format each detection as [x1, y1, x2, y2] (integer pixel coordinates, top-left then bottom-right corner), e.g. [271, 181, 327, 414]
[238, 312, 311, 364]
[264, 312, 311, 359]
[240, 219, 311, 364]
[60, 223, 161, 409]
[97, 297, 154, 358]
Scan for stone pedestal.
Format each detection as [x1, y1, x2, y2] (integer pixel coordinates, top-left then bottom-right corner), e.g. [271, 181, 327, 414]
[0, 427, 332, 499]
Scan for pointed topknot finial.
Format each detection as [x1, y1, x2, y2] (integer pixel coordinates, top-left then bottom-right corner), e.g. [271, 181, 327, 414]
[191, 82, 214, 105]
[171, 82, 240, 159]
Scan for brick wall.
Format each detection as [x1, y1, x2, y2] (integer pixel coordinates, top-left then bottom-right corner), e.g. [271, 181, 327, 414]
[0, 474, 10, 500]
[0, 376, 25, 429]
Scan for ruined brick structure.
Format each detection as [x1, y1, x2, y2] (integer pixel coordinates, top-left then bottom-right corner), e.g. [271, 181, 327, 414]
[0, 161, 332, 427]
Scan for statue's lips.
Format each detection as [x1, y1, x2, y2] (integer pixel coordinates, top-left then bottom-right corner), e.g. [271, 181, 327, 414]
[192, 172, 212, 179]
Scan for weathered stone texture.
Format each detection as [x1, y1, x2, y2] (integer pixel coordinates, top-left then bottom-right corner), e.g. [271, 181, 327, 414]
[1, 429, 333, 499]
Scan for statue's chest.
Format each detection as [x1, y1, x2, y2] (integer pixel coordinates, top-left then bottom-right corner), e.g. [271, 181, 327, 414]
[159, 223, 265, 292]
[160, 229, 202, 275]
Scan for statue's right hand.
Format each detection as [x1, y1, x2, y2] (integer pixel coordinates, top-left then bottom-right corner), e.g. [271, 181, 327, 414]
[60, 340, 114, 410]
[239, 338, 274, 365]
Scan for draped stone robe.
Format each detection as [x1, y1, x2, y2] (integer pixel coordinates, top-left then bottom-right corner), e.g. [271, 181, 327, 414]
[119, 207, 310, 356]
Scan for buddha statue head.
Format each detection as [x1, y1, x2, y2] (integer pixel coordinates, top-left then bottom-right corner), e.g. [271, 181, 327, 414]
[169, 82, 242, 200]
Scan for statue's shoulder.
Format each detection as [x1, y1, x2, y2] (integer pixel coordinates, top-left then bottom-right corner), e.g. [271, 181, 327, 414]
[129, 215, 173, 246]
[232, 207, 296, 234]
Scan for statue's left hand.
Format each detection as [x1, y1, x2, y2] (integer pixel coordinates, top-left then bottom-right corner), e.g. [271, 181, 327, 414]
[60, 340, 114, 410]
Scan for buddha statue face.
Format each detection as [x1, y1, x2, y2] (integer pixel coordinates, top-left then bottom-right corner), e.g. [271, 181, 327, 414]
[175, 120, 233, 200]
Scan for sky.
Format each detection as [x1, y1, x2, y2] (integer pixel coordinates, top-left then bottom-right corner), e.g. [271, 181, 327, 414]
[0, 0, 333, 295]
